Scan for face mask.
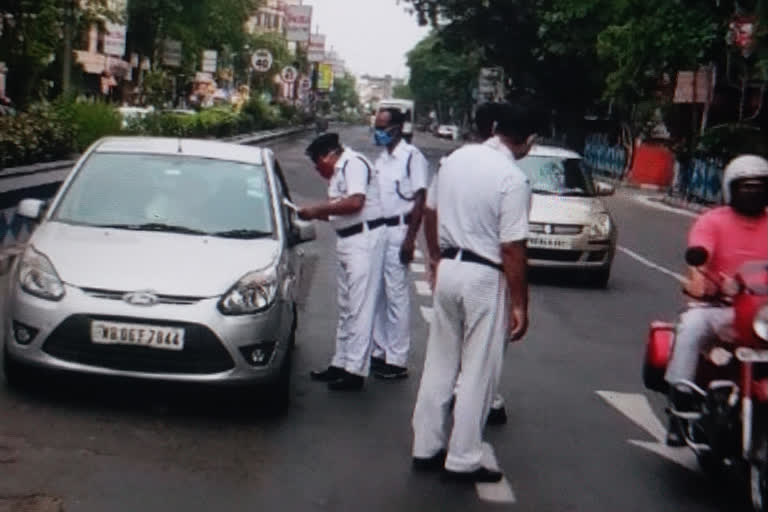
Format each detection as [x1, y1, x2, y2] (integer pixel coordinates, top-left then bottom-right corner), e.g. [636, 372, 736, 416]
[374, 129, 394, 146]
[731, 181, 768, 217]
[315, 155, 335, 178]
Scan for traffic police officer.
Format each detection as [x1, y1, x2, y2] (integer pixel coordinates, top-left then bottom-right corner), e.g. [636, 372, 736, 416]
[371, 108, 429, 379]
[299, 133, 386, 391]
[412, 103, 536, 482]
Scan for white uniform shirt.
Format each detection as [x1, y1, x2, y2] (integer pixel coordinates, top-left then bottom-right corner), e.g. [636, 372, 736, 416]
[374, 140, 429, 218]
[328, 148, 383, 231]
[428, 144, 530, 265]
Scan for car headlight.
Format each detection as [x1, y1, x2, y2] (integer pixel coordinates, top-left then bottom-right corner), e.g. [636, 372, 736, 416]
[18, 247, 65, 301]
[589, 213, 612, 239]
[754, 305, 768, 341]
[218, 267, 279, 315]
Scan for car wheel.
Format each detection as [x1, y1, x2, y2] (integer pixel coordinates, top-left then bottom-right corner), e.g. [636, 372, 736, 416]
[591, 266, 611, 288]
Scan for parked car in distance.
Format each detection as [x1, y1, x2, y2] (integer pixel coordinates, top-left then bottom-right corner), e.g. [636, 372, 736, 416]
[436, 124, 460, 140]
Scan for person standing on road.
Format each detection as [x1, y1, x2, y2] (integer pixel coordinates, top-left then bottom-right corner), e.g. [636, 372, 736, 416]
[412, 102, 536, 483]
[370, 108, 429, 379]
[298, 133, 386, 391]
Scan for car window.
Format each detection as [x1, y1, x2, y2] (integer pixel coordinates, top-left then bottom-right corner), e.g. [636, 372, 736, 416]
[516, 156, 596, 197]
[53, 153, 275, 237]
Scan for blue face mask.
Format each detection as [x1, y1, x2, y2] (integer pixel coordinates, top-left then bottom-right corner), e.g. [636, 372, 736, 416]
[374, 129, 394, 146]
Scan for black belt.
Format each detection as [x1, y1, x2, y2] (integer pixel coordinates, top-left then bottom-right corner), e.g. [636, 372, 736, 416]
[383, 213, 413, 227]
[336, 218, 387, 238]
[440, 247, 503, 272]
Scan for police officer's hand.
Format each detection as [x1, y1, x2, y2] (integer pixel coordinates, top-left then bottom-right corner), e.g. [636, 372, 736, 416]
[427, 258, 439, 292]
[508, 306, 528, 342]
[400, 238, 416, 265]
[298, 207, 316, 221]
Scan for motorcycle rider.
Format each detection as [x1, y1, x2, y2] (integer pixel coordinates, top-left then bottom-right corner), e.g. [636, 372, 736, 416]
[665, 154, 768, 446]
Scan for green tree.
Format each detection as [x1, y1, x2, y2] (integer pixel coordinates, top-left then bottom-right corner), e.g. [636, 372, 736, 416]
[393, 83, 414, 99]
[329, 74, 360, 112]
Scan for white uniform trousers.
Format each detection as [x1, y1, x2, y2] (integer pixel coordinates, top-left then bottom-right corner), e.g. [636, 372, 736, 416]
[331, 226, 386, 377]
[372, 223, 411, 367]
[412, 258, 508, 471]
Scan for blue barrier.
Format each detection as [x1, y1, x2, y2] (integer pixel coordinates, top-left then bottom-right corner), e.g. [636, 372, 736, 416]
[673, 157, 723, 204]
[583, 134, 627, 179]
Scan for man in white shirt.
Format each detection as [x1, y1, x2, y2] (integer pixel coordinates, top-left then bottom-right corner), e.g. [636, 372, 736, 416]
[299, 133, 386, 391]
[412, 102, 536, 483]
[370, 108, 429, 379]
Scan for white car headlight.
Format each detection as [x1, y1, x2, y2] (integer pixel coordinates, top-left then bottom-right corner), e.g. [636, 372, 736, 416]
[754, 305, 768, 341]
[589, 213, 612, 239]
[218, 267, 279, 315]
[18, 247, 65, 301]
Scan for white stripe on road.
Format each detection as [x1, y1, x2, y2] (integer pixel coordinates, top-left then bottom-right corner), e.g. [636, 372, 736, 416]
[633, 195, 698, 219]
[420, 306, 433, 324]
[617, 246, 686, 283]
[476, 442, 516, 504]
[414, 280, 431, 297]
[410, 263, 426, 273]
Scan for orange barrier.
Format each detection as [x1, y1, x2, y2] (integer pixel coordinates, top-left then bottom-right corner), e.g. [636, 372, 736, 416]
[628, 143, 675, 187]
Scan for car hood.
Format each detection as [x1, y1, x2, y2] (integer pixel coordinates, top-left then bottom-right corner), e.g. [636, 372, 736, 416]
[31, 222, 281, 296]
[529, 194, 608, 225]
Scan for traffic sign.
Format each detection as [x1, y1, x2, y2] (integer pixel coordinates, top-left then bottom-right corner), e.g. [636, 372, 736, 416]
[299, 77, 312, 91]
[251, 49, 273, 73]
[281, 66, 298, 83]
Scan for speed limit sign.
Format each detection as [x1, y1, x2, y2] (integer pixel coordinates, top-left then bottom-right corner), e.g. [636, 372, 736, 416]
[251, 49, 273, 73]
[281, 66, 298, 83]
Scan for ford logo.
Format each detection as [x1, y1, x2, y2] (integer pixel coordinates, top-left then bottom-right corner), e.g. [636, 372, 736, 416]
[123, 291, 159, 306]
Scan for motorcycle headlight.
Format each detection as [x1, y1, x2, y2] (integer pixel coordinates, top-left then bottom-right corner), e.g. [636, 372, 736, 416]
[753, 305, 768, 341]
[589, 213, 612, 239]
[218, 267, 279, 315]
[18, 247, 65, 301]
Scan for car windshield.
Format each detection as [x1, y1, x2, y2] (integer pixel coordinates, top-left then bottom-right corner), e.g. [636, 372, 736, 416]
[53, 153, 275, 238]
[516, 156, 596, 197]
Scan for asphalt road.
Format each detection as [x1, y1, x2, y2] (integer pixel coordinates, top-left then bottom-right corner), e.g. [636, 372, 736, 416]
[0, 126, 747, 511]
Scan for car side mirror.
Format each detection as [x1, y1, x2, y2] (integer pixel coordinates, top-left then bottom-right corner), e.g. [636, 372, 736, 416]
[596, 182, 615, 196]
[685, 246, 709, 267]
[17, 198, 44, 221]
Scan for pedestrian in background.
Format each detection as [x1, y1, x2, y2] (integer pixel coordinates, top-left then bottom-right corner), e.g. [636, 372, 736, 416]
[412, 102, 537, 483]
[370, 107, 429, 379]
[298, 133, 386, 391]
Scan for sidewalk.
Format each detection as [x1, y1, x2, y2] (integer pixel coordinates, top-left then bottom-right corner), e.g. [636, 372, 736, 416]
[595, 176, 714, 215]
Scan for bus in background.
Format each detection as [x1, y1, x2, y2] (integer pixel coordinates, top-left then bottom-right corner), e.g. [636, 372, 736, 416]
[376, 99, 415, 143]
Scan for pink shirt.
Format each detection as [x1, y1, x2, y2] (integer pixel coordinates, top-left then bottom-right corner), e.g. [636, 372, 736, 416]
[689, 206, 768, 277]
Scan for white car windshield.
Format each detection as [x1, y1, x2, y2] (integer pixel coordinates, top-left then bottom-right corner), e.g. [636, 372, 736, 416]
[53, 153, 275, 239]
[516, 156, 596, 197]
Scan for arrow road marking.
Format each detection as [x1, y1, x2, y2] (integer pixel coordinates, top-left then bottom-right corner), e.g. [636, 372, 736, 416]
[597, 390, 698, 472]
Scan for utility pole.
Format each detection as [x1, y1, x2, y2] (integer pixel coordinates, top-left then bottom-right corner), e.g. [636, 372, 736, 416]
[62, 0, 76, 94]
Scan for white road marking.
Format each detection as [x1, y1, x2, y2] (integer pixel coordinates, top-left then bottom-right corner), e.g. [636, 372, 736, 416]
[410, 263, 426, 273]
[414, 249, 425, 260]
[633, 195, 698, 219]
[617, 246, 686, 283]
[476, 442, 516, 503]
[420, 306, 433, 324]
[414, 280, 431, 297]
[597, 391, 698, 472]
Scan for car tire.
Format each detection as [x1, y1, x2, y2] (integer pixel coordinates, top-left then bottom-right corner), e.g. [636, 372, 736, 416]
[591, 266, 611, 288]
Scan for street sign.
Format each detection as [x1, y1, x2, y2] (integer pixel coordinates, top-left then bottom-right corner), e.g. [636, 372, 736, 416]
[104, 22, 127, 57]
[308, 34, 326, 63]
[202, 50, 217, 73]
[162, 39, 182, 68]
[300, 77, 312, 91]
[251, 49, 273, 73]
[285, 5, 313, 43]
[317, 63, 334, 91]
[281, 66, 298, 83]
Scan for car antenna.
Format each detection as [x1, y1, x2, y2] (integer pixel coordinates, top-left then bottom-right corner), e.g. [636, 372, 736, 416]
[177, 138, 183, 154]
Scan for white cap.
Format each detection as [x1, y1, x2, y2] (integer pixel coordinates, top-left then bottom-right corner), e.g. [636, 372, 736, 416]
[722, 154, 768, 204]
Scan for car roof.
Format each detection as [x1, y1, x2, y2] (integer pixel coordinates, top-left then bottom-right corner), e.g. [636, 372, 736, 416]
[526, 145, 582, 160]
[92, 137, 265, 166]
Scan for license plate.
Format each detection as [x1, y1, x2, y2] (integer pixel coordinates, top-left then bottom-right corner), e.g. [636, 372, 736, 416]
[736, 348, 768, 363]
[528, 236, 572, 250]
[90, 321, 185, 351]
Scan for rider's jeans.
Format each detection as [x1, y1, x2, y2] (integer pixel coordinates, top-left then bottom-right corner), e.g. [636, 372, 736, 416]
[665, 307, 734, 385]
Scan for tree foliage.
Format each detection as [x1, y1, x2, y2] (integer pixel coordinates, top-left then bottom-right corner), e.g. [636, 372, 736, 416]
[329, 74, 360, 112]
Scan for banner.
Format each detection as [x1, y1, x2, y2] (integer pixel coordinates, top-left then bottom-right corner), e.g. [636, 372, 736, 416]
[308, 34, 326, 63]
[162, 39, 182, 67]
[317, 63, 334, 91]
[104, 22, 126, 57]
[673, 68, 714, 104]
[285, 5, 312, 43]
[202, 50, 217, 73]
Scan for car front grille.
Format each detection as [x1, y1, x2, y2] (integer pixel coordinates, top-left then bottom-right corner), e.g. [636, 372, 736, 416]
[528, 249, 583, 262]
[80, 288, 204, 306]
[42, 315, 234, 374]
[529, 223, 584, 235]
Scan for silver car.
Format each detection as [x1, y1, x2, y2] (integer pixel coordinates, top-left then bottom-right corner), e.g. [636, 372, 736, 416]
[517, 145, 618, 287]
[2, 137, 315, 408]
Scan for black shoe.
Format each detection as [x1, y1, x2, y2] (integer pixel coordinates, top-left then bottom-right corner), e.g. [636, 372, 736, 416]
[373, 363, 409, 380]
[328, 373, 364, 391]
[412, 450, 447, 472]
[442, 467, 503, 483]
[666, 416, 686, 447]
[310, 366, 345, 382]
[486, 406, 507, 426]
[371, 356, 386, 371]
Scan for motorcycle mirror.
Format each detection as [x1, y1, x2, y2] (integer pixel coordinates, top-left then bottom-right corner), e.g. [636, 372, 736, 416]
[685, 246, 709, 267]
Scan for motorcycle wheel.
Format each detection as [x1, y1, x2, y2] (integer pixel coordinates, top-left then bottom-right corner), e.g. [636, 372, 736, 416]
[751, 438, 768, 512]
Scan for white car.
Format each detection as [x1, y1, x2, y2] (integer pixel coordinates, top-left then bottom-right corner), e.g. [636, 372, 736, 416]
[3, 137, 315, 409]
[436, 124, 460, 140]
[516, 145, 618, 287]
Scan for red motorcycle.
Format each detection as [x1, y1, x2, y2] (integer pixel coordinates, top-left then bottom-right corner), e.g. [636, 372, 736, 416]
[643, 247, 768, 511]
